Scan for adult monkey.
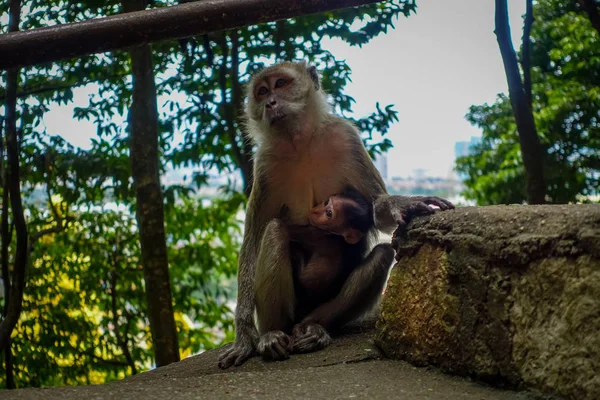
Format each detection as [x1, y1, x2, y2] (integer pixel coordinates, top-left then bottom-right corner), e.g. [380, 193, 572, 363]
[218, 62, 454, 368]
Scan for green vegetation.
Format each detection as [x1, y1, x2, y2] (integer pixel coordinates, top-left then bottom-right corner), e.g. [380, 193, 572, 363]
[457, 0, 600, 205]
[0, 0, 412, 388]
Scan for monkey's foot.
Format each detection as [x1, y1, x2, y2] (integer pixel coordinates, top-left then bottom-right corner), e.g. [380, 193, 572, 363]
[218, 334, 257, 369]
[257, 331, 293, 361]
[292, 322, 332, 353]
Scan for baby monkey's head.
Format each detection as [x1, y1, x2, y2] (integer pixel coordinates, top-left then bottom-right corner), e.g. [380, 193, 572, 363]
[309, 187, 374, 244]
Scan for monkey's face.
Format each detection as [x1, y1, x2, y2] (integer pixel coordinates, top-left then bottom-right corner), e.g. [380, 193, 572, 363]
[253, 74, 306, 126]
[309, 196, 346, 233]
[309, 196, 366, 244]
[247, 65, 313, 131]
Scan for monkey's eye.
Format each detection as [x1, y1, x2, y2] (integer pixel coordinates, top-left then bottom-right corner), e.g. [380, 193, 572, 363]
[324, 198, 329, 206]
[326, 209, 333, 219]
[257, 86, 268, 96]
[275, 79, 286, 88]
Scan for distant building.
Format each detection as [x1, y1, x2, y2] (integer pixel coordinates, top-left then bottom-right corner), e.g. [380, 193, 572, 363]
[413, 168, 427, 182]
[386, 174, 465, 200]
[373, 153, 388, 181]
[454, 136, 482, 181]
[454, 136, 482, 159]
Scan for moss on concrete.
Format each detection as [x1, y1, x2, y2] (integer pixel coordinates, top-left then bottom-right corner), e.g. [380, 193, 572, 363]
[377, 244, 460, 367]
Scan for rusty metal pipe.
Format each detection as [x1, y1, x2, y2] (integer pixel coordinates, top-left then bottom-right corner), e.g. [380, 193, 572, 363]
[0, 0, 382, 70]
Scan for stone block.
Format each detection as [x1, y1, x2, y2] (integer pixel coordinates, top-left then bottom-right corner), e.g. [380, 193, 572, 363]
[375, 205, 600, 400]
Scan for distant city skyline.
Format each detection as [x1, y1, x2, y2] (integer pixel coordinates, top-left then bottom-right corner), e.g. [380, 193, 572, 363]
[454, 136, 483, 160]
[454, 136, 482, 181]
[373, 153, 389, 181]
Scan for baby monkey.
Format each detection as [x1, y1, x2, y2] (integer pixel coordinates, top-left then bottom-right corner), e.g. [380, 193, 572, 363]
[281, 187, 377, 309]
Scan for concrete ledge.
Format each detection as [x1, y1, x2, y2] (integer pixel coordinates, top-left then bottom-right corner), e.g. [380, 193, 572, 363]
[4, 326, 535, 400]
[375, 204, 600, 400]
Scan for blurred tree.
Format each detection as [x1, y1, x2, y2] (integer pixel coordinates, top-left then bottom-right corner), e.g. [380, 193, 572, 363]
[494, 0, 546, 204]
[0, 116, 12, 388]
[457, 0, 600, 205]
[0, 0, 415, 388]
[123, 0, 179, 367]
[0, 0, 27, 391]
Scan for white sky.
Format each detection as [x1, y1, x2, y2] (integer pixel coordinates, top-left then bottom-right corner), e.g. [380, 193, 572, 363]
[42, 0, 527, 179]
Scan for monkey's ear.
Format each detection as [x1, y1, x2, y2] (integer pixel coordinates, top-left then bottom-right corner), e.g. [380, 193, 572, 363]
[308, 65, 320, 91]
[343, 228, 363, 245]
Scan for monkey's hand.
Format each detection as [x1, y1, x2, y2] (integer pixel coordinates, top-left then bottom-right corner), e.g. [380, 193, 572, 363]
[375, 195, 455, 235]
[411, 196, 454, 211]
[218, 323, 259, 369]
[291, 321, 332, 353]
[386, 196, 454, 253]
[394, 196, 455, 223]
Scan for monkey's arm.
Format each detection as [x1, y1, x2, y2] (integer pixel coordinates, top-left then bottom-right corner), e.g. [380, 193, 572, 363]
[218, 175, 266, 369]
[287, 224, 331, 250]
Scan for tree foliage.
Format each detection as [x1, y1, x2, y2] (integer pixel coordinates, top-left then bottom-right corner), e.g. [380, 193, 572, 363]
[0, 0, 414, 388]
[457, 0, 600, 205]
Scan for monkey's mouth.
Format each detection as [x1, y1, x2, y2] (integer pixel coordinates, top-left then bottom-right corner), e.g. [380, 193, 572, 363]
[270, 114, 287, 125]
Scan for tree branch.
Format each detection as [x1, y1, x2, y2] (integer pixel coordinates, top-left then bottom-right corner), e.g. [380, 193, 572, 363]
[0, 117, 16, 389]
[494, 0, 546, 204]
[274, 20, 285, 59]
[28, 226, 63, 245]
[217, 36, 243, 171]
[522, 0, 534, 108]
[0, 73, 128, 100]
[0, 0, 29, 353]
[0, 118, 9, 316]
[578, 0, 600, 36]
[0, 0, 383, 70]
[0, 116, 4, 189]
[123, 0, 180, 368]
[28, 160, 72, 246]
[217, 33, 253, 195]
[230, 30, 254, 196]
[110, 236, 138, 375]
[45, 169, 62, 225]
[85, 351, 130, 367]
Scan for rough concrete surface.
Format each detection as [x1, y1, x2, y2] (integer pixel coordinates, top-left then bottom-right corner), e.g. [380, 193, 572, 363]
[4, 321, 543, 400]
[376, 204, 600, 400]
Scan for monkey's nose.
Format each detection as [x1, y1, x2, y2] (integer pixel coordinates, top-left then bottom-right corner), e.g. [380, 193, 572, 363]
[266, 99, 277, 109]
